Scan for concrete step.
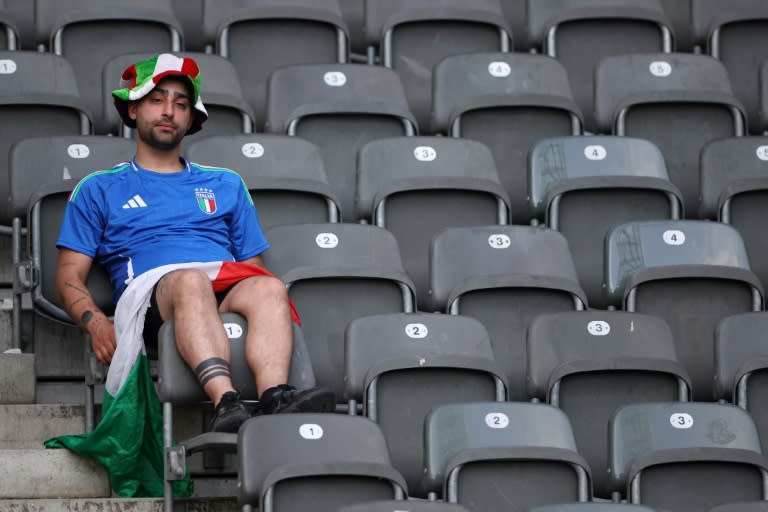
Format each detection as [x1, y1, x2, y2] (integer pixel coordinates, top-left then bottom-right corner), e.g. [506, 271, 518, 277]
[0, 404, 85, 449]
[0, 449, 110, 498]
[0, 352, 35, 403]
[0, 497, 238, 512]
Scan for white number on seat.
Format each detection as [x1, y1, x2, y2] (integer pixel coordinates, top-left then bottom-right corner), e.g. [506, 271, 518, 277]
[241, 142, 265, 158]
[584, 145, 607, 161]
[488, 234, 511, 249]
[663, 230, 685, 246]
[67, 144, 90, 159]
[485, 413, 509, 429]
[299, 423, 324, 439]
[315, 233, 339, 248]
[587, 320, 610, 336]
[405, 323, 428, 339]
[223, 323, 243, 339]
[488, 61, 511, 78]
[0, 60, 17, 74]
[414, 146, 437, 162]
[649, 61, 672, 77]
[756, 146, 768, 162]
[670, 413, 694, 429]
[323, 71, 347, 87]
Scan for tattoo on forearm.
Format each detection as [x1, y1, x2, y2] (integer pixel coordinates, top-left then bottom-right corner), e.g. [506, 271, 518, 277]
[69, 296, 87, 309]
[64, 281, 90, 296]
[81, 310, 93, 326]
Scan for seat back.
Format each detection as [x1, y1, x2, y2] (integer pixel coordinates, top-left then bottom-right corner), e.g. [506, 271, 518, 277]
[202, 0, 348, 130]
[424, 402, 591, 507]
[605, 220, 763, 400]
[365, 0, 511, 129]
[609, 402, 768, 509]
[266, 64, 416, 219]
[358, 136, 509, 306]
[527, 0, 672, 131]
[185, 135, 339, 229]
[692, 0, 768, 133]
[529, 135, 681, 307]
[527, 310, 689, 498]
[264, 223, 416, 398]
[238, 414, 407, 510]
[433, 52, 581, 223]
[430, 225, 586, 400]
[345, 312, 506, 496]
[35, 0, 182, 133]
[595, 53, 744, 214]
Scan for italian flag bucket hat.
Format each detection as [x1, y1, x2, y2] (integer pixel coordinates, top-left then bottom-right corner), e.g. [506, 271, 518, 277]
[112, 53, 208, 134]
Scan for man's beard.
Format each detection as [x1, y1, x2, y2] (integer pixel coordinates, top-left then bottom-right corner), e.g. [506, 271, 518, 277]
[136, 122, 187, 150]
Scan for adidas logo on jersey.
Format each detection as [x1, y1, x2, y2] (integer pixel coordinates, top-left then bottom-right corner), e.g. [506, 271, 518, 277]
[122, 194, 148, 209]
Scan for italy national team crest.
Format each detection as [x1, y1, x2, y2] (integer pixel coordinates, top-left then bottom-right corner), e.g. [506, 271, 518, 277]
[195, 188, 217, 214]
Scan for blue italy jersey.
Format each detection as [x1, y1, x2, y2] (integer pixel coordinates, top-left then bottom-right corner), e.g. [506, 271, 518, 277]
[57, 158, 269, 302]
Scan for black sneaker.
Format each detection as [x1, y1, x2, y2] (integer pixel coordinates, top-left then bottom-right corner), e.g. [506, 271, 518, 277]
[209, 391, 251, 433]
[259, 385, 336, 415]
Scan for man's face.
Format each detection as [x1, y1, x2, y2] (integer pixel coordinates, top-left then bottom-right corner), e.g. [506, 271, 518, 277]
[127, 78, 195, 150]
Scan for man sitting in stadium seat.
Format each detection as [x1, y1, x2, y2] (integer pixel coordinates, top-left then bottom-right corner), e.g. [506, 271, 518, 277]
[54, 53, 335, 433]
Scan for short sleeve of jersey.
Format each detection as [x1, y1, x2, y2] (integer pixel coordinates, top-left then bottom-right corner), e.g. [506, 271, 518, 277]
[56, 178, 105, 257]
[228, 179, 269, 260]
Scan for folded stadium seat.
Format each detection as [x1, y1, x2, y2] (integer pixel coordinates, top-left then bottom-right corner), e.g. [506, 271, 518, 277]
[432, 52, 582, 223]
[700, 137, 768, 289]
[603, 220, 763, 401]
[344, 313, 507, 496]
[158, 315, 316, 512]
[709, 503, 768, 512]
[339, 501, 470, 512]
[527, 0, 673, 133]
[714, 312, 768, 447]
[238, 414, 407, 512]
[658, 0, 693, 51]
[531, 505, 657, 512]
[265, 63, 417, 220]
[0, 0, 18, 50]
[0, 51, 91, 227]
[594, 52, 746, 217]
[35, 0, 183, 134]
[185, 135, 340, 229]
[263, 223, 416, 403]
[429, 225, 587, 400]
[102, 52, 255, 143]
[364, 0, 512, 131]
[527, 311, 691, 499]
[692, 0, 768, 134]
[423, 402, 592, 509]
[608, 402, 768, 510]
[357, 137, 510, 308]
[528, 136, 683, 308]
[202, 0, 349, 130]
[10, 136, 131, 382]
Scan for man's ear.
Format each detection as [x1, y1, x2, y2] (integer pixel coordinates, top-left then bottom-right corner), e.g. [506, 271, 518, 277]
[127, 101, 138, 121]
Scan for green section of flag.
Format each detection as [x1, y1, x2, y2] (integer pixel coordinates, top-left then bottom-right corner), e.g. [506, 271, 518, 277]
[45, 355, 193, 498]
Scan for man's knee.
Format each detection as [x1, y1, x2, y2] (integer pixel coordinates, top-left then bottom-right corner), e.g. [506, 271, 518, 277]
[160, 269, 215, 302]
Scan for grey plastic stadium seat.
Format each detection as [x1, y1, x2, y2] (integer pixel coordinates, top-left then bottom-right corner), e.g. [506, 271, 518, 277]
[203, 0, 348, 130]
[339, 501, 470, 512]
[338, 0, 365, 56]
[432, 52, 582, 223]
[527, 311, 690, 498]
[185, 135, 340, 229]
[594, 53, 745, 215]
[604, 220, 763, 401]
[35, 0, 182, 134]
[658, 0, 693, 51]
[238, 414, 407, 511]
[499, 0, 528, 50]
[531, 505, 657, 512]
[529, 136, 682, 308]
[0, 0, 18, 50]
[700, 137, 768, 288]
[527, 0, 672, 132]
[608, 402, 768, 510]
[171, 0, 204, 51]
[103, 52, 254, 140]
[714, 312, 768, 445]
[429, 225, 586, 400]
[357, 137, 509, 307]
[692, 0, 768, 133]
[0, 51, 91, 226]
[423, 402, 591, 509]
[364, 0, 511, 130]
[158, 314, 315, 512]
[344, 313, 507, 496]
[265, 63, 416, 219]
[263, 223, 416, 400]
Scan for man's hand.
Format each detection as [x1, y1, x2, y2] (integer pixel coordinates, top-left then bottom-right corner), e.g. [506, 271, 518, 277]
[85, 311, 116, 364]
